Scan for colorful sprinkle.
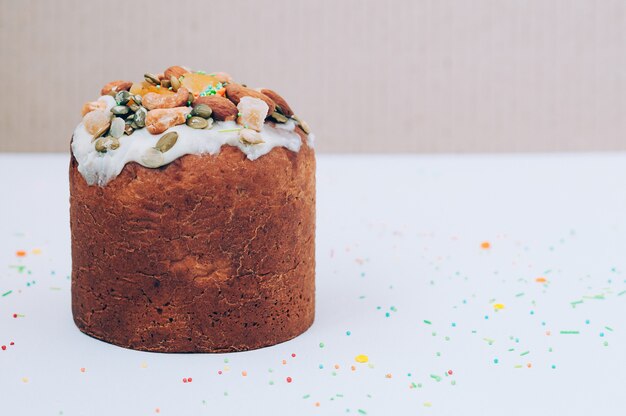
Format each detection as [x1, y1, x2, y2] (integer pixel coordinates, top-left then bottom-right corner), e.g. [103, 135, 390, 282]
[355, 354, 369, 363]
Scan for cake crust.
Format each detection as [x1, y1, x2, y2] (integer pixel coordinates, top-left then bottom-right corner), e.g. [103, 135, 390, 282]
[70, 130, 315, 352]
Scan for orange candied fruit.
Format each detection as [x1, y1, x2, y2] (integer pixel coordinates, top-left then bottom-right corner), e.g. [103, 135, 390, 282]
[129, 81, 174, 97]
[180, 73, 224, 97]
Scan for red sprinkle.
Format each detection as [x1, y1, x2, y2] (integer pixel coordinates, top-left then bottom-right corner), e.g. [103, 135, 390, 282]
[9, 342, 14, 346]
[188, 377, 192, 382]
[1, 345, 6, 351]
[12, 313, 17, 318]
[286, 376, 293, 383]
[218, 370, 222, 375]
[182, 378, 188, 383]
[447, 370, 453, 375]
[291, 353, 296, 358]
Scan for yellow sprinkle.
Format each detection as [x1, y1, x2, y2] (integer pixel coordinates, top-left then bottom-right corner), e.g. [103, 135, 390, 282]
[32, 248, 42, 255]
[140, 362, 148, 369]
[224, 365, 230, 371]
[355, 354, 369, 363]
[494, 303, 505, 310]
[535, 277, 547, 283]
[21, 377, 29, 383]
[423, 402, 432, 407]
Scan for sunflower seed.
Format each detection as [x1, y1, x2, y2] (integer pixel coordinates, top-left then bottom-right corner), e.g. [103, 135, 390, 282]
[128, 102, 140, 112]
[155, 131, 178, 153]
[124, 124, 134, 136]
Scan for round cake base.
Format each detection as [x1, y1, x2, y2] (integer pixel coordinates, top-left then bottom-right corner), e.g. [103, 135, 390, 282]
[70, 134, 315, 352]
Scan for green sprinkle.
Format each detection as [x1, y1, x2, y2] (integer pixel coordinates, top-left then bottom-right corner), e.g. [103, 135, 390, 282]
[605, 326, 614, 332]
[423, 320, 432, 325]
[493, 358, 499, 364]
[514, 364, 523, 369]
[520, 351, 530, 356]
[49, 287, 61, 291]
[516, 292, 525, 297]
[269, 380, 274, 385]
[319, 342, 325, 348]
[618, 290, 626, 296]
[430, 374, 441, 382]
[2, 290, 12, 297]
[217, 128, 243, 133]
[346, 331, 351, 336]
[358, 410, 367, 415]
[560, 330, 580, 334]
[302, 394, 310, 399]
[483, 337, 495, 345]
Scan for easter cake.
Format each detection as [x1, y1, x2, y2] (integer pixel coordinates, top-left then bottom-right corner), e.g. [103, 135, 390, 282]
[69, 66, 315, 352]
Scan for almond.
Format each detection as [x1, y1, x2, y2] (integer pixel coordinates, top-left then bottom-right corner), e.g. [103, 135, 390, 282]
[100, 80, 133, 96]
[145, 107, 191, 134]
[259, 89, 294, 117]
[164, 66, 190, 80]
[225, 83, 275, 116]
[193, 96, 238, 121]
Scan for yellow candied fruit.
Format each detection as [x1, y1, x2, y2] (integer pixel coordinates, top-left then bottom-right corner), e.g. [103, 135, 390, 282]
[129, 81, 174, 97]
[180, 73, 221, 97]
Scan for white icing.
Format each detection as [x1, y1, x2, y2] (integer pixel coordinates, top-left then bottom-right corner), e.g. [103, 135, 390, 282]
[72, 96, 310, 186]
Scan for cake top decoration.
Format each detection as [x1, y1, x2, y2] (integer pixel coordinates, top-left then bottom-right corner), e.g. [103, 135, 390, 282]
[72, 66, 313, 186]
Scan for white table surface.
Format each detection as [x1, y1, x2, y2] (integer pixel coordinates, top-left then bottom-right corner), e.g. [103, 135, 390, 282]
[1, 153, 625, 416]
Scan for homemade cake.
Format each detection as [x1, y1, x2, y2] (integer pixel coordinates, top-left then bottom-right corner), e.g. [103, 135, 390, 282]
[70, 66, 315, 352]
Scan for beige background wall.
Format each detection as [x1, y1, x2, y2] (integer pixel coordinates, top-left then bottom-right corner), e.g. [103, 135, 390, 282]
[1, 0, 625, 153]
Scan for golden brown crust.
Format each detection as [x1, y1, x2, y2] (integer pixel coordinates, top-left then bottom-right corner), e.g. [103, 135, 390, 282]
[70, 132, 315, 352]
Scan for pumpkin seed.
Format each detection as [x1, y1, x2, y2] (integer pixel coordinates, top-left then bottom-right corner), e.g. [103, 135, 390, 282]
[170, 75, 181, 92]
[141, 147, 164, 167]
[109, 117, 125, 139]
[144, 73, 160, 86]
[191, 104, 212, 119]
[291, 115, 311, 134]
[186, 116, 208, 129]
[128, 102, 140, 112]
[270, 111, 288, 123]
[115, 90, 131, 105]
[94, 137, 120, 152]
[111, 105, 130, 116]
[92, 121, 111, 140]
[155, 131, 178, 153]
[133, 95, 142, 105]
[134, 107, 147, 127]
[124, 124, 134, 136]
[239, 128, 264, 145]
